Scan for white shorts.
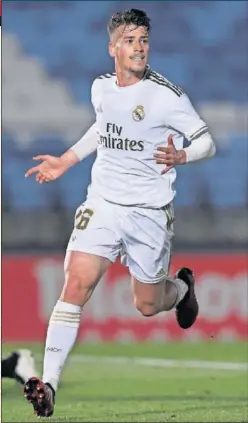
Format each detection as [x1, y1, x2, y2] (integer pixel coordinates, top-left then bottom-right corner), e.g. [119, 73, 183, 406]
[66, 195, 174, 283]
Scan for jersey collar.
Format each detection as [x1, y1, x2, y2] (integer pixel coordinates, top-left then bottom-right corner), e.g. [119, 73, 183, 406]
[113, 65, 151, 90]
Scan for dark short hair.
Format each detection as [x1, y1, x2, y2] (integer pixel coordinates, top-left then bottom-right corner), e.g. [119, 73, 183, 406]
[107, 9, 151, 38]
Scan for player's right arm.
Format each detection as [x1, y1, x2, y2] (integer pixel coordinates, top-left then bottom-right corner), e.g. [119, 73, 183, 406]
[25, 123, 98, 183]
[25, 79, 100, 183]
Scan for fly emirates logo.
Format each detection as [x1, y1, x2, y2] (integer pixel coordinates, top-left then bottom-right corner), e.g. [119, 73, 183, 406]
[98, 123, 144, 152]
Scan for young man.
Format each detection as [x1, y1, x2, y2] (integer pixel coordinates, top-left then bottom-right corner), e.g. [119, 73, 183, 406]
[2, 350, 37, 385]
[23, 9, 216, 417]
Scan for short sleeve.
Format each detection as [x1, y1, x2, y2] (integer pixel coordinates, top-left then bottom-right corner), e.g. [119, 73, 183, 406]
[91, 79, 98, 112]
[164, 93, 209, 142]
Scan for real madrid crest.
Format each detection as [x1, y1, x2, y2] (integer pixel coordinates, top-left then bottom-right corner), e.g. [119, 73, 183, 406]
[132, 105, 145, 122]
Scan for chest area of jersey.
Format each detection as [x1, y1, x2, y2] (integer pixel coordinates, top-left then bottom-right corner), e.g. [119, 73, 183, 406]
[95, 89, 163, 143]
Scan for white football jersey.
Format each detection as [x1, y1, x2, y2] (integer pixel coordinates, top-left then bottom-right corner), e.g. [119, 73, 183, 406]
[88, 67, 208, 208]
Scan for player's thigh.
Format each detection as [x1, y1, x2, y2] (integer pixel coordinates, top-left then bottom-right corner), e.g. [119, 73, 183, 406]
[63, 197, 120, 304]
[61, 250, 111, 304]
[67, 197, 121, 265]
[122, 204, 174, 286]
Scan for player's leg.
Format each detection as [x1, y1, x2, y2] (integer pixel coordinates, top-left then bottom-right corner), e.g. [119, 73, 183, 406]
[132, 268, 198, 328]
[24, 199, 120, 417]
[122, 204, 198, 328]
[2, 350, 37, 384]
[24, 251, 111, 417]
[43, 251, 111, 389]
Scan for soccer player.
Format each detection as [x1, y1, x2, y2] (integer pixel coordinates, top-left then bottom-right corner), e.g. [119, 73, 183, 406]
[2, 350, 37, 385]
[23, 9, 216, 417]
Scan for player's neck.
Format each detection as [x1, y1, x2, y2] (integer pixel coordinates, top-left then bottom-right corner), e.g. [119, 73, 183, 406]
[115, 68, 145, 87]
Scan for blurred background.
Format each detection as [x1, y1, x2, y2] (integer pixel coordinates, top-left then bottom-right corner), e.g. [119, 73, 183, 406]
[2, 1, 248, 344]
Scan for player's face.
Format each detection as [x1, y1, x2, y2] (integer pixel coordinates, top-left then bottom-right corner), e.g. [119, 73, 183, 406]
[109, 25, 149, 74]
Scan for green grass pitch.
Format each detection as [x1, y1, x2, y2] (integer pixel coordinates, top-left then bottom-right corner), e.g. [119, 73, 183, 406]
[2, 341, 248, 422]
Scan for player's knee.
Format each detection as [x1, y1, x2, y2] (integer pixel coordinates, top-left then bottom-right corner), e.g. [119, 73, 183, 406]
[61, 275, 85, 305]
[61, 269, 95, 306]
[134, 298, 158, 317]
[62, 251, 105, 306]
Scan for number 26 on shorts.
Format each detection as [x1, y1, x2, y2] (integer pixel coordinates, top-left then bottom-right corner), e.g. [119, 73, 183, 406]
[75, 208, 94, 230]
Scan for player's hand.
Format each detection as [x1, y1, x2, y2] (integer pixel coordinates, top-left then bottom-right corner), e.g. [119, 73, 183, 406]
[154, 135, 186, 174]
[25, 155, 69, 183]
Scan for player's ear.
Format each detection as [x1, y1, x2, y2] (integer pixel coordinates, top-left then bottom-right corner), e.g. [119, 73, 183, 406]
[108, 41, 116, 58]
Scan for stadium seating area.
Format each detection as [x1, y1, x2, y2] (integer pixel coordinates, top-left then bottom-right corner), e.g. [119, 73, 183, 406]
[2, 1, 248, 211]
[3, 133, 247, 209]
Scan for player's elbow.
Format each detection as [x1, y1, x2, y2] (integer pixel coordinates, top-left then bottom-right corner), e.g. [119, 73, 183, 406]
[209, 139, 217, 158]
[202, 133, 217, 159]
[185, 133, 217, 163]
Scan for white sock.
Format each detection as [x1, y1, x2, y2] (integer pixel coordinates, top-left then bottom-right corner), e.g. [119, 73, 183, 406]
[167, 277, 188, 307]
[42, 300, 82, 391]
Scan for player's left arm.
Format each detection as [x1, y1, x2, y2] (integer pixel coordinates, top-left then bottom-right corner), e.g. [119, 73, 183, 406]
[154, 93, 216, 173]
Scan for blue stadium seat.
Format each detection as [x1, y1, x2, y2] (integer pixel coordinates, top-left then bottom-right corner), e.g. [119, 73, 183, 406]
[2, 133, 19, 157]
[57, 154, 96, 209]
[5, 159, 55, 209]
[202, 147, 248, 207]
[32, 135, 66, 156]
[3, 0, 246, 103]
[174, 165, 205, 208]
[3, 1, 247, 212]
[150, 54, 190, 87]
[228, 135, 248, 157]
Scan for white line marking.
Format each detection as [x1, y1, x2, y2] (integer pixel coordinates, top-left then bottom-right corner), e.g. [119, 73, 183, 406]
[37, 354, 248, 371]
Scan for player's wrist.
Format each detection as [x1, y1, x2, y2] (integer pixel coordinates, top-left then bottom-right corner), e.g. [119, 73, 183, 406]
[176, 150, 187, 165]
[60, 150, 80, 169]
